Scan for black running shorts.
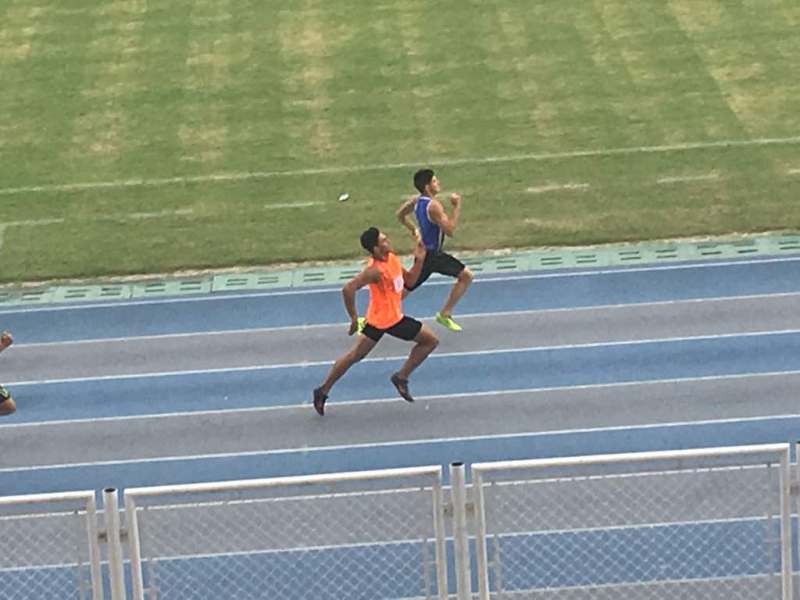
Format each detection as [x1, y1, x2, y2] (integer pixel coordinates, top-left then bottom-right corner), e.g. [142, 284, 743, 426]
[405, 250, 465, 291]
[362, 316, 423, 342]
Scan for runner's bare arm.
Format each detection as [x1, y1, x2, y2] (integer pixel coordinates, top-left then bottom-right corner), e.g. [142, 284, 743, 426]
[428, 193, 461, 237]
[395, 196, 421, 241]
[402, 242, 427, 289]
[342, 267, 381, 334]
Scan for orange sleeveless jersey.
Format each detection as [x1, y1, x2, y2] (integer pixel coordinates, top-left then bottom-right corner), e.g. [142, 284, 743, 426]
[365, 252, 405, 329]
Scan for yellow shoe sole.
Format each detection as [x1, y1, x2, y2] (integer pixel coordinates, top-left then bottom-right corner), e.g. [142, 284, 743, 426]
[435, 312, 462, 332]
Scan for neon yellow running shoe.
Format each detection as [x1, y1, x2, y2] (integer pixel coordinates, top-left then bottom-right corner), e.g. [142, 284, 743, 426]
[357, 317, 366, 334]
[435, 312, 462, 332]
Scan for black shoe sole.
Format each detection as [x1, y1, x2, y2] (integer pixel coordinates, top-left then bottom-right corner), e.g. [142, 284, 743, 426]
[313, 388, 327, 415]
[390, 374, 414, 402]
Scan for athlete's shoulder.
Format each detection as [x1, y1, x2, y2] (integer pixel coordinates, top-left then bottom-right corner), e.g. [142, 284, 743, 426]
[369, 253, 399, 266]
[421, 195, 441, 209]
[361, 261, 382, 283]
[426, 197, 444, 214]
[387, 252, 404, 267]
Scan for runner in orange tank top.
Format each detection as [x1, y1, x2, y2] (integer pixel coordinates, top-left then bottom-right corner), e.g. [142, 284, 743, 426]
[364, 251, 404, 329]
[313, 227, 440, 415]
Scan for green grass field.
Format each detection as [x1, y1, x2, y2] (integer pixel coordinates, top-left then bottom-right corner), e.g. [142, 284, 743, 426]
[1, 0, 799, 283]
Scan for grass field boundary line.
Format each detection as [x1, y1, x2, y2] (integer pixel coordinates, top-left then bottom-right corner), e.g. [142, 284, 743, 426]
[526, 183, 590, 193]
[264, 201, 324, 209]
[657, 173, 720, 184]
[2, 135, 799, 197]
[2, 409, 799, 471]
[0, 219, 66, 252]
[0, 218, 66, 227]
[125, 208, 193, 220]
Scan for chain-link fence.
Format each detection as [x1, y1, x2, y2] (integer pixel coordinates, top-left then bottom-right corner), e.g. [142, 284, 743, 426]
[471, 444, 792, 600]
[0, 491, 102, 600]
[3, 445, 795, 600]
[124, 466, 447, 600]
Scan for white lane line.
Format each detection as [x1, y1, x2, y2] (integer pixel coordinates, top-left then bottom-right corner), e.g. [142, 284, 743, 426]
[0, 534, 419, 572]
[2, 518, 753, 570]
[1, 135, 798, 196]
[2, 407, 799, 472]
[7, 327, 800, 386]
[526, 183, 589, 194]
[4, 537, 765, 581]
[15, 321, 350, 347]
[657, 173, 720, 184]
[0, 562, 83, 574]
[500, 516, 764, 539]
[13, 289, 800, 348]
[494, 573, 776, 597]
[263, 201, 323, 209]
[3, 369, 800, 430]
[111, 537, 426, 565]
[789, 169, 800, 175]
[2, 254, 800, 315]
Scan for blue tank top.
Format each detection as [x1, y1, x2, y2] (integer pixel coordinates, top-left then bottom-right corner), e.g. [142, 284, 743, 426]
[415, 196, 444, 252]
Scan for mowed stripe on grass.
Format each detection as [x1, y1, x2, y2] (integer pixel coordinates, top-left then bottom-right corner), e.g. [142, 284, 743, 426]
[0, 1, 799, 282]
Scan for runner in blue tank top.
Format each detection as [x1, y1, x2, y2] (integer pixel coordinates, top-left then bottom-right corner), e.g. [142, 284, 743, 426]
[396, 169, 473, 331]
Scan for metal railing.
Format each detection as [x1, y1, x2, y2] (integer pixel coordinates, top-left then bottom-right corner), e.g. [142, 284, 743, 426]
[123, 465, 447, 600]
[0, 490, 103, 600]
[471, 443, 792, 600]
[3, 443, 798, 599]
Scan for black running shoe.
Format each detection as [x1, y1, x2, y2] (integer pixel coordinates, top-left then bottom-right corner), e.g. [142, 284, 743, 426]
[313, 387, 328, 416]
[390, 373, 414, 402]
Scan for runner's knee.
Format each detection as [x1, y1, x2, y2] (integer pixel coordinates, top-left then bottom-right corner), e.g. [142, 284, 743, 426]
[420, 330, 439, 349]
[459, 268, 473, 284]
